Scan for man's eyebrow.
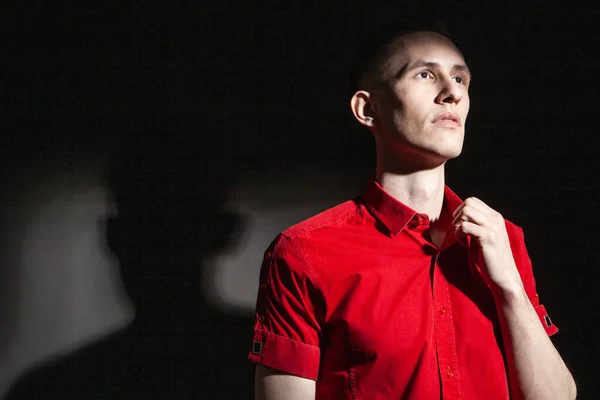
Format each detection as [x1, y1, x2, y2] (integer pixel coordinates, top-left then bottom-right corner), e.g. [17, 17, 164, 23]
[395, 60, 472, 79]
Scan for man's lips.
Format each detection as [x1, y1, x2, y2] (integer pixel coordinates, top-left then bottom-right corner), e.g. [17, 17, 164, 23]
[432, 111, 461, 127]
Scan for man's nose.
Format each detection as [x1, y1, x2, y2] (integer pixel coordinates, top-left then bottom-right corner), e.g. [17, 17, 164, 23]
[435, 78, 463, 105]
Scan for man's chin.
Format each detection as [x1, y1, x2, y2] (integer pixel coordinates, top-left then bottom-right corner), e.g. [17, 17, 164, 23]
[418, 148, 463, 169]
[430, 142, 464, 160]
[443, 149, 463, 160]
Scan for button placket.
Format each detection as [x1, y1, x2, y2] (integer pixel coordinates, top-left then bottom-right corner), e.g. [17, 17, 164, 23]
[432, 251, 461, 397]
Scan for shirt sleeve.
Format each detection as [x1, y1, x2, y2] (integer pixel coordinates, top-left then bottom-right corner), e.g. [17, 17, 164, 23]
[248, 234, 324, 380]
[507, 222, 559, 337]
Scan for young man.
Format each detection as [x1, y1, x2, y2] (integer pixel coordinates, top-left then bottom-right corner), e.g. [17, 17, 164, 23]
[248, 24, 576, 399]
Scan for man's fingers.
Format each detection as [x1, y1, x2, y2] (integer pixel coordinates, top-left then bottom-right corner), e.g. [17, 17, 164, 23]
[452, 202, 465, 217]
[455, 220, 486, 239]
[453, 197, 489, 218]
[464, 197, 490, 210]
[452, 204, 488, 227]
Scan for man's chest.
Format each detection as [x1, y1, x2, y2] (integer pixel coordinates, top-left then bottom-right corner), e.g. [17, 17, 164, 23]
[312, 237, 501, 387]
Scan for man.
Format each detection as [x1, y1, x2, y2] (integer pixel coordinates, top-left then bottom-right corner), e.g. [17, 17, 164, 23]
[248, 21, 577, 399]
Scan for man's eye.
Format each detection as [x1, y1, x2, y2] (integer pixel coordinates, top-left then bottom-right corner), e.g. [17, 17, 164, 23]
[417, 71, 432, 79]
[453, 76, 466, 84]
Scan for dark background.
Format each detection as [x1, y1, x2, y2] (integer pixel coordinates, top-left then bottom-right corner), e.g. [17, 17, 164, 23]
[1, 1, 598, 398]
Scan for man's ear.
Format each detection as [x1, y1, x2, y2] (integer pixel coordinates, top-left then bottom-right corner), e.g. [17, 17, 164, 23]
[350, 90, 377, 128]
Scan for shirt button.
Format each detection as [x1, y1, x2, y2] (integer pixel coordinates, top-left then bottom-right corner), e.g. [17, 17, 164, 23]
[257, 314, 265, 322]
[265, 251, 273, 259]
[447, 369, 455, 379]
[259, 283, 267, 290]
[440, 306, 447, 315]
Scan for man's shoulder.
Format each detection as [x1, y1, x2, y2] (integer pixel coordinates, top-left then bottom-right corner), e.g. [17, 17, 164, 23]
[503, 218, 524, 237]
[263, 199, 365, 280]
[281, 198, 363, 240]
[503, 217, 530, 255]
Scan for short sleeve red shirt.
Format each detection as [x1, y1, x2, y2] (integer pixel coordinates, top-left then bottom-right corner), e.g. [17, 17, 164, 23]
[249, 179, 558, 399]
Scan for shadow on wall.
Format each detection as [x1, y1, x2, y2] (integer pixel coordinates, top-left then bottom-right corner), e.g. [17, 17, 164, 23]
[0, 133, 134, 396]
[203, 162, 371, 314]
[4, 121, 255, 399]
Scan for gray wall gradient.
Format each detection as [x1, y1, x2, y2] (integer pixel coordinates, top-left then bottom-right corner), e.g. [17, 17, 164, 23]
[0, 158, 368, 396]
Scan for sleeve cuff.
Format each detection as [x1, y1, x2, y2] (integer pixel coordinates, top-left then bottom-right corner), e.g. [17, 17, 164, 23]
[248, 329, 320, 380]
[534, 304, 559, 336]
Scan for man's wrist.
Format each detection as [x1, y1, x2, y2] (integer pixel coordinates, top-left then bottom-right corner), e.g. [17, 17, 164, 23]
[492, 280, 529, 309]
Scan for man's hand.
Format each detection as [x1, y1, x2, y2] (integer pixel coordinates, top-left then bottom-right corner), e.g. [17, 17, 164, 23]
[452, 197, 523, 293]
[452, 197, 577, 399]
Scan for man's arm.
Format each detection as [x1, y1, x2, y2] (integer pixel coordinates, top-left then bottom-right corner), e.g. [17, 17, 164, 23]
[495, 285, 576, 400]
[453, 197, 576, 400]
[255, 365, 316, 400]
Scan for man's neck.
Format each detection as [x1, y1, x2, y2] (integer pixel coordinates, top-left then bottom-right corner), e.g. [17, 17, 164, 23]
[376, 166, 446, 222]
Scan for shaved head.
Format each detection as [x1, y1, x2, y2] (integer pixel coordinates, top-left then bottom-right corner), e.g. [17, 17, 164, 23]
[351, 18, 452, 92]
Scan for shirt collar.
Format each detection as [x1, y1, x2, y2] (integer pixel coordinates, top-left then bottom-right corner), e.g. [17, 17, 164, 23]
[361, 177, 465, 238]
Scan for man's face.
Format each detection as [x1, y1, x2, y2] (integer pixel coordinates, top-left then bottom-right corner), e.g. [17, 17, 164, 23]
[370, 31, 471, 167]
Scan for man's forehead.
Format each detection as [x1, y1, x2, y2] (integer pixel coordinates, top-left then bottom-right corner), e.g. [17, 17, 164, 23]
[387, 31, 466, 67]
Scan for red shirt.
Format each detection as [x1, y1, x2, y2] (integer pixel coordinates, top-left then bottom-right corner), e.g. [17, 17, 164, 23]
[249, 179, 558, 399]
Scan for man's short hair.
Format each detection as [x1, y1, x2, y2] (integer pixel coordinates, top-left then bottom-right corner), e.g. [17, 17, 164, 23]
[350, 16, 452, 92]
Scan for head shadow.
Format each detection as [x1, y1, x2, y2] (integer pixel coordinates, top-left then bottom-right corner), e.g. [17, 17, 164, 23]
[5, 118, 255, 399]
